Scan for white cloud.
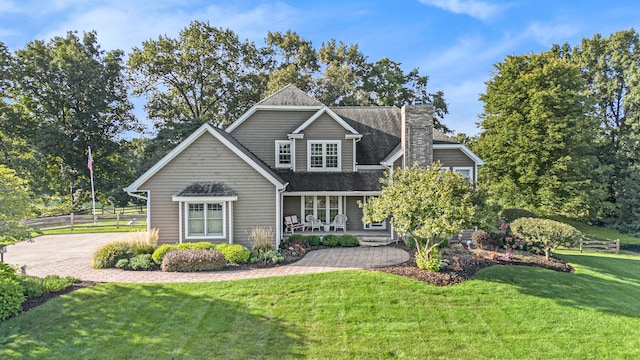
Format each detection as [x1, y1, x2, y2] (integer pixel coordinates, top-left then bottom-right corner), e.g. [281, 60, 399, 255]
[523, 22, 580, 46]
[418, 0, 502, 21]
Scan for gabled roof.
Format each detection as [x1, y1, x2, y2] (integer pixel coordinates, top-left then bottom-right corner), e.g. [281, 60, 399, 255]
[175, 181, 238, 197]
[257, 84, 324, 106]
[125, 123, 285, 192]
[291, 106, 361, 136]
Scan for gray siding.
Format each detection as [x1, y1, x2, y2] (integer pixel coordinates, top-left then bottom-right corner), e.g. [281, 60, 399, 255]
[230, 110, 316, 168]
[296, 113, 354, 172]
[434, 148, 476, 180]
[139, 133, 278, 248]
[283, 196, 300, 217]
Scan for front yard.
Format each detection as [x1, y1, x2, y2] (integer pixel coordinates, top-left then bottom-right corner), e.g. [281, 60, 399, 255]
[1, 250, 639, 359]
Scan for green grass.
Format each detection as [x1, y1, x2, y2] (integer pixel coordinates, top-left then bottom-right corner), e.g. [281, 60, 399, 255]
[2, 251, 640, 359]
[39, 222, 147, 235]
[556, 218, 640, 245]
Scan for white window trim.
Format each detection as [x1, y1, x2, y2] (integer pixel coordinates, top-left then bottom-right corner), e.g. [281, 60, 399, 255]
[452, 167, 473, 180]
[275, 140, 293, 169]
[301, 195, 344, 224]
[184, 202, 227, 240]
[307, 140, 341, 172]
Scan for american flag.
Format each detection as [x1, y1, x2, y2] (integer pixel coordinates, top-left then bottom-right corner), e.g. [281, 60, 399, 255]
[87, 146, 94, 175]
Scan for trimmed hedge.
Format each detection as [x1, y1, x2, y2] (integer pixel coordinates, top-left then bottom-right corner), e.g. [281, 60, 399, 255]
[511, 217, 581, 259]
[321, 234, 340, 247]
[307, 235, 321, 246]
[161, 249, 226, 272]
[213, 243, 250, 264]
[339, 234, 359, 247]
[151, 242, 217, 265]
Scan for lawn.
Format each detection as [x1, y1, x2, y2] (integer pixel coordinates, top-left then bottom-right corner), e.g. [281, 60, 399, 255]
[556, 218, 640, 245]
[1, 251, 639, 359]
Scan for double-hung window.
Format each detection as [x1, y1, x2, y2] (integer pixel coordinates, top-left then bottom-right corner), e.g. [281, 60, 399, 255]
[452, 167, 473, 181]
[186, 203, 225, 239]
[275, 140, 292, 168]
[308, 141, 340, 171]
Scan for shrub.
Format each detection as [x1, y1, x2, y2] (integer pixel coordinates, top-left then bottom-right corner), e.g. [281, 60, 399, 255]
[501, 208, 537, 223]
[339, 234, 359, 247]
[321, 234, 340, 247]
[0, 276, 24, 321]
[16, 276, 44, 298]
[214, 243, 250, 264]
[511, 218, 581, 260]
[161, 249, 226, 272]
[249, 226, 275, 252]
[0, 262, 17, 280]
[92, 241, 133, 269]
[41, 275, 78, 293]
[120, 228, 159, 250]
[307, 235, 321, 246]
[288, 234, 306, 244]
[152, 244, 174, 265]
[471, 230, 491, 249]
[115, 259, 130, 270]
[129, 254, 155, 271]
[416, 247, 442, 271]
[250, 249, 284, 264]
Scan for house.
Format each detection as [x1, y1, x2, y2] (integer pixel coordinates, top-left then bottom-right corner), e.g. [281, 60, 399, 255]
[125, 85, 484, 248]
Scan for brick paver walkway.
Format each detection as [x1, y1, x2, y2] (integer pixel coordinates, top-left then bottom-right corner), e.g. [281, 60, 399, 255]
[3, 233, 410, 283]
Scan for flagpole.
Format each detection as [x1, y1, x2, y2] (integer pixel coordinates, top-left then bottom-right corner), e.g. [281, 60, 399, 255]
[88, 146, 96, 224]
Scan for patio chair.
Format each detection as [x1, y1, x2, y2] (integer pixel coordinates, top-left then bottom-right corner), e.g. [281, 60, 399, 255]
[305, 214, 322, 232]
[284, 215, 304, 234]
[330, 214, 347, 232]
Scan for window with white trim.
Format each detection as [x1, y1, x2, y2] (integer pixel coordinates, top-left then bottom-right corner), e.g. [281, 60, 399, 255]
[452, 167, 473, 180]
[186, 202, 225, 239]
[308, 141, 341, 171]
[302, 195, 343, 224]
[275, 140, 292, 168]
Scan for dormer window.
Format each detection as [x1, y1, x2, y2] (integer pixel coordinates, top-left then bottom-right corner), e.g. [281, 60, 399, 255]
[275, 140, 292, 168]
[308, 141, 341, 171]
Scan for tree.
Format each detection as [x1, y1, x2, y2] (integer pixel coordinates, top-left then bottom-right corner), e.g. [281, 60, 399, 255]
[313, 39, 368, 106]
[570, 29, 640, 230]
[9, 31, 137, 204]
[475, 51, 606, 218]
[129, 21, 267, 129]
[0, 165, 34, 245]
[265, 30, 319, 94]
[511, 218, 581, 260]
[361, 163, 474, 270]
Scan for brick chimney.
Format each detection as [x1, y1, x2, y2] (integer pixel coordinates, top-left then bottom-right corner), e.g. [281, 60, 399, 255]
[401, 104, 434, 168]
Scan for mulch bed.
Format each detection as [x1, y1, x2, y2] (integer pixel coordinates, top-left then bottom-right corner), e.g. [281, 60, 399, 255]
[373, 243, 574, 286]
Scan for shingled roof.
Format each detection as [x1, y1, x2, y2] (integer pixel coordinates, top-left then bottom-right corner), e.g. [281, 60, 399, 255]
[257, 84, 324, 106]
[175, 181, 238, 197]
[332, 106, 457, 165]
[276, 170, 385, 192]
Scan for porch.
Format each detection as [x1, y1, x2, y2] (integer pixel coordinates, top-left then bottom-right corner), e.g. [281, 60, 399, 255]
[283, 228, 396, 246]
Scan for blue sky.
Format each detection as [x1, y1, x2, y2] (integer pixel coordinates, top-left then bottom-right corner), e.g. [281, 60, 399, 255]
[1, 0, 639, 137]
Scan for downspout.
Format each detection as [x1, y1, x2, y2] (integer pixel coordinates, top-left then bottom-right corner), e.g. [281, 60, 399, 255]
[276, 182, 290, 249]
[126, 190, 150, 232]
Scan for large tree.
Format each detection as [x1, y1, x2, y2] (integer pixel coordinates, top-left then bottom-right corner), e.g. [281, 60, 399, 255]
[8, 31, 137, 204]
[0, 165, 34, 245]
[570, 29, 640, 229]
[475, 51, 606, 218]
[128, 21, 266, 129]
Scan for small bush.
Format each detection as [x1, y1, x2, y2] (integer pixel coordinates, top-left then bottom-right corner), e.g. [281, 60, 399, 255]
[511, 218, 581, 259]
[321, 234, 340, 247]
[501, 208, 537, 223]
[115, 258, 130, 270]
[288, 234, 306, 244]
[0, 276, 24, 321]
[41, 275, 77, 293]
[250, 226, 275, 252]
[16, 276, 44, 298]
[151, 242, 215, 265]
[214, 243, 250, 264]
[129, 254, 155, 271]
[152, 244, 174, 265]
[161, 249, 226, 272]
[250, 249, 284, 264]
[92, 241, 132, 269]
[307, 235, 321, 246]
[471, 230, 490, 249]
[0, 262, 17, 280]
[339, 234, 359, 247]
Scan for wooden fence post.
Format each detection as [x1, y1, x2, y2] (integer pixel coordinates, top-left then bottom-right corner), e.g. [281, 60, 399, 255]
[616, 239, 620, 253]
[70, 213, 74, 230]
[116, 212, 120, 228]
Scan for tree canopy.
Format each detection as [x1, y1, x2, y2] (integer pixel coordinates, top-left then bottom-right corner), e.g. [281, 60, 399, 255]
[0, 165, 34, 245]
